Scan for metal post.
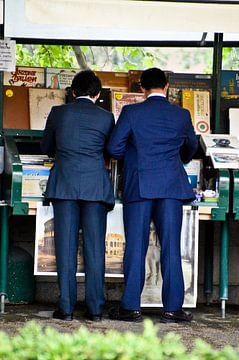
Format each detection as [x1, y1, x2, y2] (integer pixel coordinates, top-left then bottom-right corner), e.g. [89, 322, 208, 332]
[219, 220, 229, 319]
[212, 33, 223, 134]
[204, 221, 214, 305]
[0, 205, 9, 314]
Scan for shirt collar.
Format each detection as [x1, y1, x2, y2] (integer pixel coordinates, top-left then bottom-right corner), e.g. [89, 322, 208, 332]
[147, 93, 166, 98]
[76, 96, 94, 103]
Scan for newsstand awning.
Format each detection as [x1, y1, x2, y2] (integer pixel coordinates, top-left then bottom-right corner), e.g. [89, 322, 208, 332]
[4, 0, 239, 42]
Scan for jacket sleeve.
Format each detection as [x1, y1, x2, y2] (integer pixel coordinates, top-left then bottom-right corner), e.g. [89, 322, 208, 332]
[104, 113, 116, 163]
[107, 106, 132, 159]
[180, 110, 199, 164]
[40, 108, 56, 157]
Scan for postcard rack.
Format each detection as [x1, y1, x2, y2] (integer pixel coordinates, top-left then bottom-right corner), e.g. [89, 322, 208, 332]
[2, 130, 44, 214]
[0, 129, 44, 311]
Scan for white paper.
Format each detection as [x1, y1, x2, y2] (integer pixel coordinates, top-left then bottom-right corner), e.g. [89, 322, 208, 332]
[0, 39, 16, 72]
[229, 108, 239, 136]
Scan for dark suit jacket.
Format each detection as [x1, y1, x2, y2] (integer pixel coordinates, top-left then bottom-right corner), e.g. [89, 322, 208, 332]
[107, 95, 198, 203]
[41, 98, 115, 208]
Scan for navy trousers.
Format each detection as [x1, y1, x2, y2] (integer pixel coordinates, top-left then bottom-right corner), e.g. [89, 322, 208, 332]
[121, 198, 184, 312]
[52, 200, 107, 315]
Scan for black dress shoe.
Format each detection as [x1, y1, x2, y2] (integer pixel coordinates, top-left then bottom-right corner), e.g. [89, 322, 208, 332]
[53, 309, 73, 321]
[160, 310, 193, 323]
[84, 312, 102, 322]
[109, 307, 143, 322]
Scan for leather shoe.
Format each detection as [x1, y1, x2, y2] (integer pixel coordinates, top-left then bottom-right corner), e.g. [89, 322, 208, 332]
[109, 307, 143, 322]
[53, 309, 73, 321]
[84, 312, 102, 322]
[160, 310, 193, 323]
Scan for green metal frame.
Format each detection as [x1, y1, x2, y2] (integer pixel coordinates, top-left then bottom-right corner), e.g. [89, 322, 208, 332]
[3, 133, 43, 215]
[211, 169, 230, 221]
[3, 135, 27, 215]
[232, 170, 239, 220]
[0, 206, 9, 300]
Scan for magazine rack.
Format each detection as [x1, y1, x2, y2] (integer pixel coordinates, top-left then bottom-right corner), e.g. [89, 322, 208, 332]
[3, 130, 43, 214]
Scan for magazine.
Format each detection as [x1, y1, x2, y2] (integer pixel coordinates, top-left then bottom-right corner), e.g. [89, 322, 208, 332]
[200, 134, 239, 156]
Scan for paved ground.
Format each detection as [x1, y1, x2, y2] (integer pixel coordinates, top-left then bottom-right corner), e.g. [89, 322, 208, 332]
[0, 302, 239, 351]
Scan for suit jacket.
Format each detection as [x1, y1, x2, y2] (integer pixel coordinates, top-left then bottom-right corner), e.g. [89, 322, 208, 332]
[41, 98, 115, 208]
[107, 95, 198, 203]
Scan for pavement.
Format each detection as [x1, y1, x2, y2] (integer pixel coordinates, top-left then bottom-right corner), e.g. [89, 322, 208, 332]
[0, 302, 239, 351]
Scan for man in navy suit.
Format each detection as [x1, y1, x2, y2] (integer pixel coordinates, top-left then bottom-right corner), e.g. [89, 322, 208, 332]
[107, 68, 198, 323]
[41, 70, 115, 321]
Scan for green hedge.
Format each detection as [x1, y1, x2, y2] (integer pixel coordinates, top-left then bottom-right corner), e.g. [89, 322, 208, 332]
[0, 320, 238, 360]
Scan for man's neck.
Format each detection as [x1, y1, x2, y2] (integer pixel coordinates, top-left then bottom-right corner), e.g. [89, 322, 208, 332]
[143, 84, 168, 98]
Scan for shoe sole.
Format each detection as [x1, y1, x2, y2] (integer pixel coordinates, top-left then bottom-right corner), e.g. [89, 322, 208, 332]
[109, 316, 143, 322]
[53, 317, 73, 321]
[160, 317, 192, 324]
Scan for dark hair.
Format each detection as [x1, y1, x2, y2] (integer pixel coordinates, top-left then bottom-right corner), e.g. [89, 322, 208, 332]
[140, 68, 167, 90]
[71, 70, 101, 97]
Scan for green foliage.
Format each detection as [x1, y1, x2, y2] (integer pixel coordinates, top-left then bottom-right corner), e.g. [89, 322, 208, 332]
[15, 44, 217, 73]
[0, 320, 238, 360]
[222, 48, 239, 70]
[16, 44, 79, 68]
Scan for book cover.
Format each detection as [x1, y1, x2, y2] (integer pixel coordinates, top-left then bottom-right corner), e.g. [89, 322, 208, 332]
[111, 91, 145, 121]
[200, 134, 239, 156]
[4, 66, 45, 87]
[46, 68, 78, 89]
[210, 152, 239, 169]
[184, 159, 203, 190]
[182, 90, 211, 134]
[168, 73, 212, 107]
[22, 164, 52, 198]
[221, 70, 239, 99]
[3, 86, 30, 129]
[29, 88, 66, 130]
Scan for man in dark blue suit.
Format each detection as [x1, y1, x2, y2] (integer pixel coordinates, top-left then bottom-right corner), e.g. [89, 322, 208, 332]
[107, 68, 198, 323]
[41, 70, 115, 321]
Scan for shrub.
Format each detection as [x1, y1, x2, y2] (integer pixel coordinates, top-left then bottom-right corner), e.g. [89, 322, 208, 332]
[0, 320, 238, 360]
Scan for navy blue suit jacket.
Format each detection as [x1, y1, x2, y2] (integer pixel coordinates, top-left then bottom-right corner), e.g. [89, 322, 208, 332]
[107, 96, 198, 203]
[41, 98, 115, 209]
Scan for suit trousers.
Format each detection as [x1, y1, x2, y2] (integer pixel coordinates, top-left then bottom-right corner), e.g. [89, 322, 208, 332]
[121, 198, 184, 312]
[52, 199, 107, 315]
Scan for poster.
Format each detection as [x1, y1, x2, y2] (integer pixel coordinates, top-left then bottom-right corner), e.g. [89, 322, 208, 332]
[34, 203, 125, 277]
[141, 206, 199, 307]
[4, 66, 45, 87]
[46, 68, 78, 89]
[111, 91, 145, 121]
[29, 88, 66, 130]
[34, 203, 198, 307]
